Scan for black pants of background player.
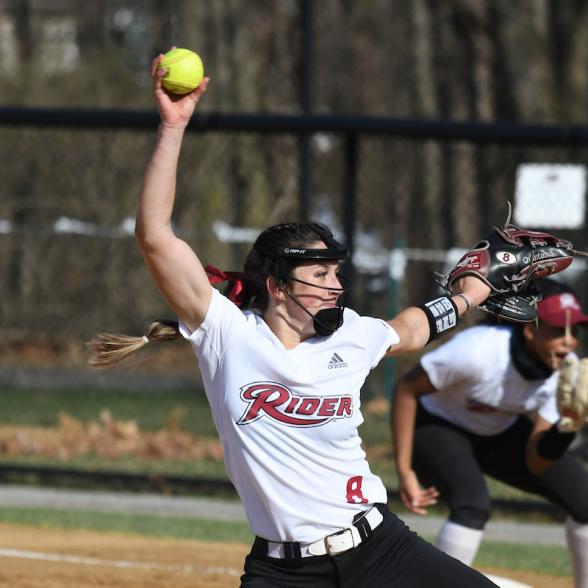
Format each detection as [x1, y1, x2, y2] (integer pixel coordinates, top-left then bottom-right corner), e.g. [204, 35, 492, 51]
[412, 403, 588, 531]
[240, 504, 498, 587]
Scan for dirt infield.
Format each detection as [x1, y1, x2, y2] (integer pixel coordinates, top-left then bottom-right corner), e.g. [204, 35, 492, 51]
[0, 523, 572, 588]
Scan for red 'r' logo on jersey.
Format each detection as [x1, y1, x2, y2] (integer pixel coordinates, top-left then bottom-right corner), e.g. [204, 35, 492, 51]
[237, 382, 353, 427]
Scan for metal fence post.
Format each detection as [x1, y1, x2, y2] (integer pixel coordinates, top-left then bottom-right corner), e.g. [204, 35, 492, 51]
[342, 133, 358, 306]
[298, 0, 315, 222]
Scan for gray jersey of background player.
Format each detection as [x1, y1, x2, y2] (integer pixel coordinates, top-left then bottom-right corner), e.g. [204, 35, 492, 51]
[392, 278, 588, 588]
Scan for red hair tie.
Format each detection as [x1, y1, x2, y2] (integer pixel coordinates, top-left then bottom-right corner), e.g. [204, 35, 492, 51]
[205, 264, 248, 307]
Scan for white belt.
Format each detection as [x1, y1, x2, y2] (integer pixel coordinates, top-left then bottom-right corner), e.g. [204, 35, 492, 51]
[266, 506, 384, 558]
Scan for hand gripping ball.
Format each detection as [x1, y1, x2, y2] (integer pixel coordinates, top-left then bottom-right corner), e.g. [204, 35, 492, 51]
[160, 48, 204, 95]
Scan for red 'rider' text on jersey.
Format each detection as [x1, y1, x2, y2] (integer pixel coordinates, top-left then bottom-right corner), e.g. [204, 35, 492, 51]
[179, 288, 399, 543]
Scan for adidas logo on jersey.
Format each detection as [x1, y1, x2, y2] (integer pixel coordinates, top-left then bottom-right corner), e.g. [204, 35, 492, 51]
[328, 353, 348, 369]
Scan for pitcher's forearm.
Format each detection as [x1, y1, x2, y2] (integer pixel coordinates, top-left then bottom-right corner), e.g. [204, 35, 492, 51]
[136, 124, 187, 242]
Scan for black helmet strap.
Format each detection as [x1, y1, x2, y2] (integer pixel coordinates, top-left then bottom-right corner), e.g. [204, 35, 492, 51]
[254, 223, 349, 282]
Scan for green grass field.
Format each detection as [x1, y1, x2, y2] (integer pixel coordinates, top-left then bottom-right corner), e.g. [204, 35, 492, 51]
[0, 388, 218, 436]
[0, 387, 571, 509]
[0, 386, 579, 577]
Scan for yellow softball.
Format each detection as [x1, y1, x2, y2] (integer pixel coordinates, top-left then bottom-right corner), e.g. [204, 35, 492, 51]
[160, 48, 204, 95]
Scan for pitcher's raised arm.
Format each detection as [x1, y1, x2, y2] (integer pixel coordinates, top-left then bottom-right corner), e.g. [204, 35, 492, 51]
[135, 52, 211, 333]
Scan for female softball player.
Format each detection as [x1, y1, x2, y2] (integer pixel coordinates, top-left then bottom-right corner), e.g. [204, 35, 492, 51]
[89, 52, 571, 587]
[392, 278, 588, 588]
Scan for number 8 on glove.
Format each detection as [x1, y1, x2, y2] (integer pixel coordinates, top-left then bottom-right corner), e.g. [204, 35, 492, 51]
[441, 203, 588, 323]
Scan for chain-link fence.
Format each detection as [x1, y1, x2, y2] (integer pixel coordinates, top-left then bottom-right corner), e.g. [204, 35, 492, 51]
[2, 114, 588, 398]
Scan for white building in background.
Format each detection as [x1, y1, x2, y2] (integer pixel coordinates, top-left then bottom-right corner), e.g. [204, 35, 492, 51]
[0, 0, 156, 77]
[0, 6, 17, 74]
[38, 14, 79, 73]
[0, 0, 80, 75]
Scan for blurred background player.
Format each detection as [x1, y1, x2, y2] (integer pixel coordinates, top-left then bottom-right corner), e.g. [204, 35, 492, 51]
[392, 278, 588, 588]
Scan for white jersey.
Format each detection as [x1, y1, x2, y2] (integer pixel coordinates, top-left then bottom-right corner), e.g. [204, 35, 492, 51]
[179, 288, 399, 543]
[420, 324, 561, 435]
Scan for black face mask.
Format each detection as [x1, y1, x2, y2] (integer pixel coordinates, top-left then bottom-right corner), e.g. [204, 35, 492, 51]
[510, 327, 553, 380]
[313, 307, 344, 336]
[283, 276, 348, 337]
